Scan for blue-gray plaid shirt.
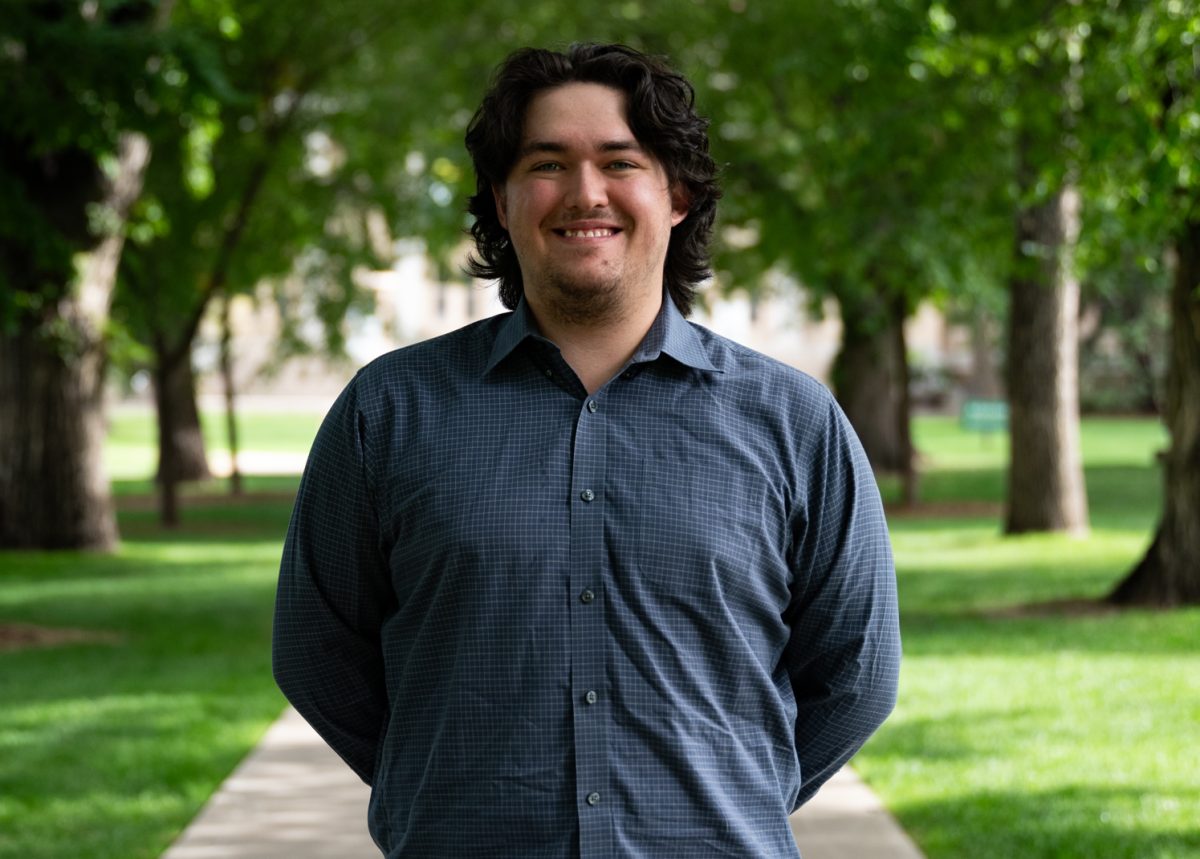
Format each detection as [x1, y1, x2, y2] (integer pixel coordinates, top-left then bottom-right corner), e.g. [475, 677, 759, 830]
[273, 296, 900, 858]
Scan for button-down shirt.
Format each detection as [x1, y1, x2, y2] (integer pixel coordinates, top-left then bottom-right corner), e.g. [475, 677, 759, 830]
[273, 296, 901, 859]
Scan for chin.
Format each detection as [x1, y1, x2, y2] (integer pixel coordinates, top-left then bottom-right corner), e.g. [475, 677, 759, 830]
[543, 273, 625, 321]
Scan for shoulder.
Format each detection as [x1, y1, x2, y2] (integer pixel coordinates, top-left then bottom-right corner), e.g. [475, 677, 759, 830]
[325, 313, 511, 430]
[355, 313, 510, 389]
[688, 320, 838, 419]
[683, 322, 874, 524]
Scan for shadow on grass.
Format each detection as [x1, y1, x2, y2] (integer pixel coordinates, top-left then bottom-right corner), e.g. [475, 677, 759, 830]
[1, 538, 284, 584]
[111, 475, 302, 498]
[1, 586, 283, 859]
[896, 785, 1200, 859]
[117, 507, 296, 544]
[896, 605, 1200, 657]
[1085, 466, 1163, 531]
[1, 507, 286, 706]
[111, 479, 301, 544]
[882, 464, 1161, 533]
[0, 657, 285, 859]
[0, 476, 300, 859]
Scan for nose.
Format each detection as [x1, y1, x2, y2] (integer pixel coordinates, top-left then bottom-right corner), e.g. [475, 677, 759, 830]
[564, 163, 608, 211]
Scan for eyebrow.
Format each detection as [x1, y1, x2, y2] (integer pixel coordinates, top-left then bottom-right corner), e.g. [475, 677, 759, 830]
[517, 139, 644, 159]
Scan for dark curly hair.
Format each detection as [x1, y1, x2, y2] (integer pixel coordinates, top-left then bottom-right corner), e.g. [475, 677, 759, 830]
[464, 43, 720, 316]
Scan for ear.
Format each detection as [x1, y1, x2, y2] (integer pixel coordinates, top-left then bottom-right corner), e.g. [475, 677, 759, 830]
[669, 184, 690, 228]
[492, 183, 508, 230]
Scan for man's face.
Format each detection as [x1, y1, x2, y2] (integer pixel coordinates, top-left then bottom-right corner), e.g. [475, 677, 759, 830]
[494, 82, 688, 323]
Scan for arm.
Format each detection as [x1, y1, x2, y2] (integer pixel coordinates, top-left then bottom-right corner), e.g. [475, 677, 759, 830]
[272, 375, 395, 784]
[784, 397, 901, 810]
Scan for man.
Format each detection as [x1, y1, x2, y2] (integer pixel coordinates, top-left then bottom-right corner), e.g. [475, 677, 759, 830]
[273, 43, 900, 858]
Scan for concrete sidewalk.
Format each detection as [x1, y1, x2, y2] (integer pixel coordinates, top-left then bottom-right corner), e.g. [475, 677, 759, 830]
[161, 707, 925, 859]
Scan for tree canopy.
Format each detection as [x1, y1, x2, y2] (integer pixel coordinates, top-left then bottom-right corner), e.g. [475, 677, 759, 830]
[4, 0, 1198, 603]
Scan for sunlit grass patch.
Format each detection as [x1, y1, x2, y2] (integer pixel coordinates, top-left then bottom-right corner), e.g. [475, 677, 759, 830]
[856, 415, 1199, 859]
[105, 408, 322, 480]
[0, 505, 291, 859]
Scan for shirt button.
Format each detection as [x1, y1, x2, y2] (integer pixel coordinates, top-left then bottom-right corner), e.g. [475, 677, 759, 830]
[580, 489, 595, 502]
[586, 399, 598, 413]
[585, 690, 598, 705]
[544, 369, 553, 378]
[580, 589, 595, 604]
[586, 791, 601, 806]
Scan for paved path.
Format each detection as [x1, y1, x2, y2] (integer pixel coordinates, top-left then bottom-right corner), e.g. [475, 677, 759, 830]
[161, 707, 924, 859]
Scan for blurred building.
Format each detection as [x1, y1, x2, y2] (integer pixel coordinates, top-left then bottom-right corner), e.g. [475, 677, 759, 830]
[193, 245, 971, 411]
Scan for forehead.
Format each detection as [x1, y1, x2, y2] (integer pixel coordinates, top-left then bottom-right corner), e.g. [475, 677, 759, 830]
[520, 82, 634, 146]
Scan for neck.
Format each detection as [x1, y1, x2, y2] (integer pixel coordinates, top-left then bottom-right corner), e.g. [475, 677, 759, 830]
[529, 293, 662, 395]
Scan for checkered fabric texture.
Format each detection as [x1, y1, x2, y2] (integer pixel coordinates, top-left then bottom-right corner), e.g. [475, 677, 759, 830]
[273, 297, 901, 859]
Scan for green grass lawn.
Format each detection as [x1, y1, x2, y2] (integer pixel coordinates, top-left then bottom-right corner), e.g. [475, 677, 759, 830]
[0, 407, 321, 859]
[860, 416, 1200, 859]
[105, 408, 324, 481]
[1, 411, 1196, 858]
[0, 472, 302, 858]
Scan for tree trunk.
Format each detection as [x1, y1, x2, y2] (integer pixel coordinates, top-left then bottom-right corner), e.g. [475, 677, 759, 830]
[153, 344, 210, 526]
[832, 290, 916, 501]
[153, 350, 211, 483]
[0, 325, 117, 549]
[0, 133, 149, 550]
[220, 291, 243, 496]
[1109, 218, 1200, 606]
[1005, 183, 1089, 535]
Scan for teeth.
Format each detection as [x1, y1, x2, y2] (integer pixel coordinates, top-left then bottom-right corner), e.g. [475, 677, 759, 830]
[563, 229, 615, 238]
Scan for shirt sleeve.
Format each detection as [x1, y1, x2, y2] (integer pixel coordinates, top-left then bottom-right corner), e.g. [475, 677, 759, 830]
[784, 396, 901, 810]
[272, 373, 395, 784]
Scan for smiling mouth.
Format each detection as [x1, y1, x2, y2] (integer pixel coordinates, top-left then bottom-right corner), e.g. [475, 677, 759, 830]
[556, 228, 620, 238]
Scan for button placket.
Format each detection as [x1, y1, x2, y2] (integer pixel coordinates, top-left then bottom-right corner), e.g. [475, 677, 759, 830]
[568, 390, 608, 852]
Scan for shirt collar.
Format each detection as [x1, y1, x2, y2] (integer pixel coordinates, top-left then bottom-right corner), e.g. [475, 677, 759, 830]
[484, 292, 720, 376]
[484, 298, 541, 375]
[631, 292, 720, 373]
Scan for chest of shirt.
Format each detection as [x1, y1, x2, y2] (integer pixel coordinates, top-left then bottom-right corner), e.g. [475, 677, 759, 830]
[371, 368, 799, 628]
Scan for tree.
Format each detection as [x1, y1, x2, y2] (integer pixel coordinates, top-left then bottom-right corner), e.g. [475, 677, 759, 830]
[1114, 217, 1200, 605]
[1005, 178, 1089, 535]
[115, 1, 414, 524]
[0, 131, 147, 549]
[917, 0, 1092, 534]
[683, 0, 1000, 502]
[1090, 0, 1200, 605]
[0, 0, 195, 548]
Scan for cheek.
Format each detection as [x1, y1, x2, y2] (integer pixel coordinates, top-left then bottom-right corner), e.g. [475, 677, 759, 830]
[510, 184, 558, 223]
[626, 185, 678, 226]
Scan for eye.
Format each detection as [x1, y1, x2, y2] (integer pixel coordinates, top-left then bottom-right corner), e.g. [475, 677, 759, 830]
[531, 161, 563, 172]
[607, 160, 638, 170]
